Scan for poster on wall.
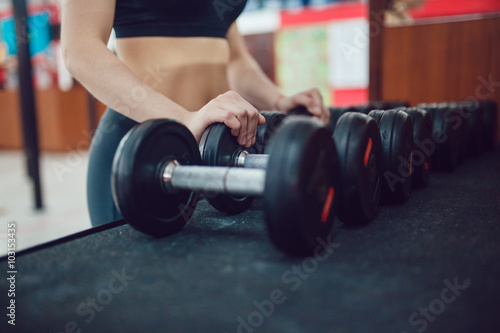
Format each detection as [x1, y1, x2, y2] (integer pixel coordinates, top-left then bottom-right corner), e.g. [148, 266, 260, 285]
[327, 18, 369, 90]
[0, 10, 55, 91]
[275, 25, 331, 106]
[326, 18, 369, 106]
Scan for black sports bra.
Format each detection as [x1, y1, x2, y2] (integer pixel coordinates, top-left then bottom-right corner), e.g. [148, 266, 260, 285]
[113, 0, 248, 39]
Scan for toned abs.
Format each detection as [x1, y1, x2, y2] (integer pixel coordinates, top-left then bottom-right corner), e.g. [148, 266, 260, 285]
[116, 37, 231, 112]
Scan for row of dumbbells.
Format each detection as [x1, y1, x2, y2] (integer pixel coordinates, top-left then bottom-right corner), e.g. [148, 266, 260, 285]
[337, 99, 498, 171]
[110, 99, 497, 255]
[289, 99, 498, 218]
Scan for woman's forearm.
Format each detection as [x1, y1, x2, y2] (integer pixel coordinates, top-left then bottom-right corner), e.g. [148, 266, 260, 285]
[63, 39, 189, 123]
[61, 0, 189, 123]
[227, 52, 283, 111]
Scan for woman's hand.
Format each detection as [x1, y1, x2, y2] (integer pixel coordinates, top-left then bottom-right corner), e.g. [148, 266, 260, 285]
[275, 88, 330, 126]
[184, 90, 266, 147]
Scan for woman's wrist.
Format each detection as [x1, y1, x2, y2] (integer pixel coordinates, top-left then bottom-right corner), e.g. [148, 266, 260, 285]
[180, 108, 199, 127]
[273, 94, 287, 112]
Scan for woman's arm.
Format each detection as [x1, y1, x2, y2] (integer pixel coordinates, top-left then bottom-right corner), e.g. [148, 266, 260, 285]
[226, 24, 330, 125]
[226, 24, 281, 111]
[61, 0, 264, 146]
[61, 0, 187, 123]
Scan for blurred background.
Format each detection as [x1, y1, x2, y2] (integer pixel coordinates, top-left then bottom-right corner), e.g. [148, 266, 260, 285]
[0, 0, 499, 254]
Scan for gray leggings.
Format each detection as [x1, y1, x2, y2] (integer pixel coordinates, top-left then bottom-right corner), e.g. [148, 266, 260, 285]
[87, 108, 138, 226]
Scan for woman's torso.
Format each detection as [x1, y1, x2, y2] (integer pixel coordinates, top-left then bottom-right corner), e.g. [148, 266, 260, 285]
[116, 37, 230, 111]
[113, 0, 247, 111]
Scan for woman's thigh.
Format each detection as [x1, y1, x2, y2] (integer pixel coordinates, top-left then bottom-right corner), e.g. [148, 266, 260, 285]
[87, 108, 138, 226]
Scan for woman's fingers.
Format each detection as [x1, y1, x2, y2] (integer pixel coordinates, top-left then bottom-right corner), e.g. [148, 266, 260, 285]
[280, 89, 330, 126]
[197, 90, 265, 148]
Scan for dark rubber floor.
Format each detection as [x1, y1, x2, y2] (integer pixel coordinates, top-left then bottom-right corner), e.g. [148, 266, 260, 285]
[2, 149, 500, 333]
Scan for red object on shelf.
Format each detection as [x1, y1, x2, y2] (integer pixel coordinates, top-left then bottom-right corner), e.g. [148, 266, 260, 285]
[332, 88, 368, 107]
[280, 0, 500, 28]
[410, 0, 500, 19]
[281, 2, 367, 27]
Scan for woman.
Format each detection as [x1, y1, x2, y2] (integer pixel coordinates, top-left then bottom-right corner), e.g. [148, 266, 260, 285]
[61, 0, 330, 226]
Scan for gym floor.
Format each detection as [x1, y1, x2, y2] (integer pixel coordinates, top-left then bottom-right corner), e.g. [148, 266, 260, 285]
[0, 151, 91, 256]
[1, 148, 499, 333]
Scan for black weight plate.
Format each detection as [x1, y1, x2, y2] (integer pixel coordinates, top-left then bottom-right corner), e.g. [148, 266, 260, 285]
[350, 104, 374, 115]
[329, 107, 351, 133]
[199, 123, 256, 215]
[424, 105, 460, 172]
[256, 111, 286, 154]
[384, 100, 410, 110]
[368, 110, 414, 204]
[481, 100, 498, 150]
[452, 103, 470, 163]
[461, 101, 484, 157]
[369, 101, 389, 111]
[264, 117, 338, 255]
[287, 105, 311, 116]
[283, 106, 341, 136]
[333, 112, 382, 224]
[111, 119, 200, 236]
[404, 108, 433, 188]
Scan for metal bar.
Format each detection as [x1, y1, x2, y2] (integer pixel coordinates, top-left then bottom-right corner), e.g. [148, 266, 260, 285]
[12, 0, 43, 209]
[242, 154, 269, 169]
[168, 166, 266, 196]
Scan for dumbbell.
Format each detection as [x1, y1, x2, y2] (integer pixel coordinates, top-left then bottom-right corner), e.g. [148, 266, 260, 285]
[337, 101, 410, 115]
[454, 99, 499, 154]
[417, 103, 460, 172]
[287, 106, 383, 223]
[199, 112, 338, 213]
[366, 109, 414, 204]
[256, 111, 287, 154]
[198, 116, 274, 215]
[330, 111, 383, 223]
[279, 105, 414, 205]
[454, 101, 483, 157]
[327, 107, 415, 203]
[198, 111, 292, 215]
[448, 103, 470, 164]
[111, 117, 338, 255]
[384, 101, 411, 110]
[480, 100, 498, 150]
[392, 107, 433, 189]
[332, 106, 416, 201]
[204, 107, 382, 224]
[342, 104, 373, 115]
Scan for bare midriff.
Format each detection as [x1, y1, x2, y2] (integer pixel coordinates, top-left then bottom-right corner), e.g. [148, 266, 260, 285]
[116, 36, 231, 112]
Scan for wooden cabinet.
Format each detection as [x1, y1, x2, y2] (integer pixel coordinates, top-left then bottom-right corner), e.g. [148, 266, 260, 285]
[0, 86, 106, 151]
[382, 16, 500, 142]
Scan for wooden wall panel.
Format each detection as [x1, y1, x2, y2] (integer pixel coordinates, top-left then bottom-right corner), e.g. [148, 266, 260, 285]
[369, 0, 389, 101]
[37, 89, 65, 150]
[244, 33, 276, 83]
[382, 16, 500, 142]
[0, 86, 96, 151]
[0, 92, 23, 149]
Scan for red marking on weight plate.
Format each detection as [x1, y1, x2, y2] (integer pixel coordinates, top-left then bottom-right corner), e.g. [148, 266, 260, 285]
[321, 187, 335, 223]
[364, 138, 373, 167]
[424, 161, 429, 171]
